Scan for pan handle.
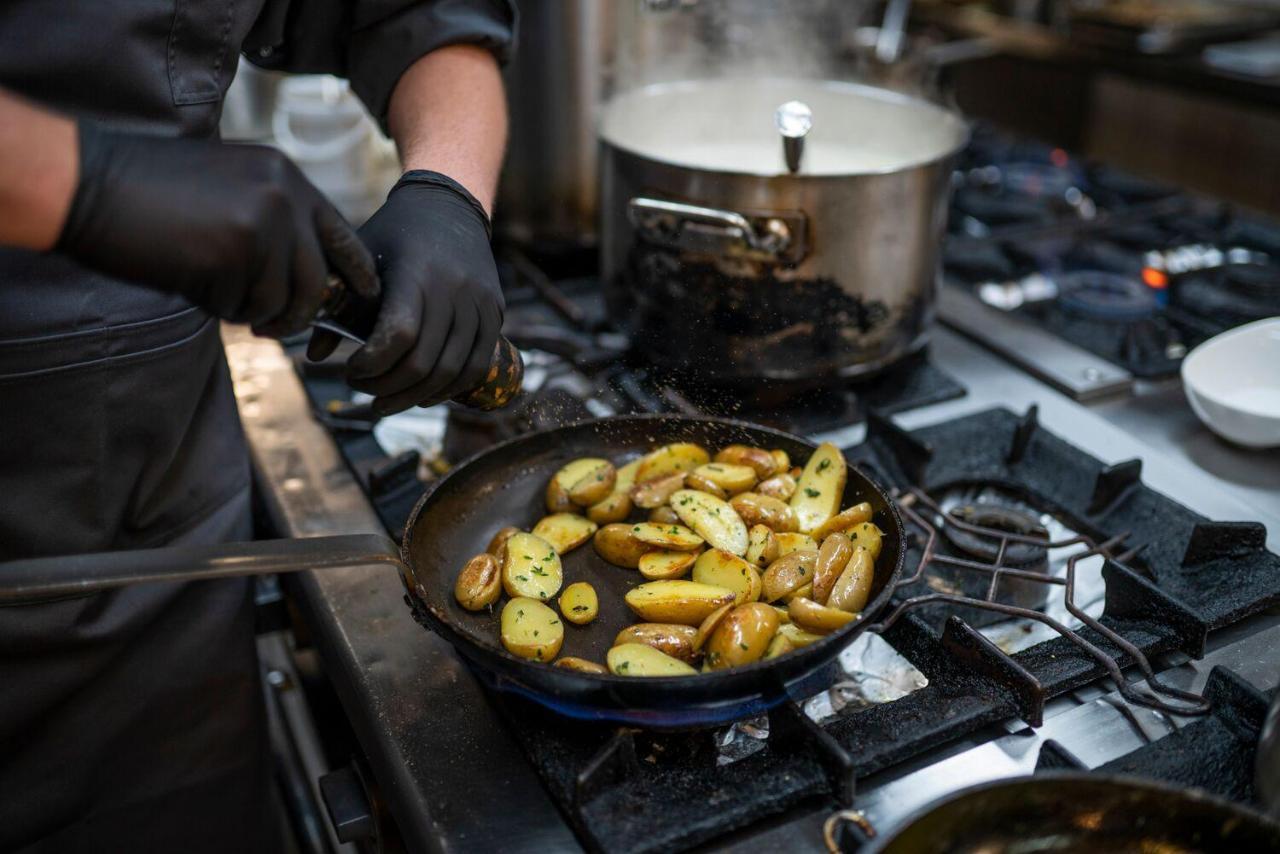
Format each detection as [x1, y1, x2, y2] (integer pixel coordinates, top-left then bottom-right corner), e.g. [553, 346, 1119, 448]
[0, 534, 403, 604]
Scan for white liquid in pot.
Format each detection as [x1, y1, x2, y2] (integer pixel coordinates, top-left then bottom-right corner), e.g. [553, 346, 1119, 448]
[600, 77, 967, 177]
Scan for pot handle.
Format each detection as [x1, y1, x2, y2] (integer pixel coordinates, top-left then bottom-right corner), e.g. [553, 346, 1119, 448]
[0, 534, 404, 604]
[628, 197, 807, 262]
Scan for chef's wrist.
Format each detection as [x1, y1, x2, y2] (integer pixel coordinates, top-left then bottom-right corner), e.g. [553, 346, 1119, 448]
[0, 89, 78, 252]
[391, 169, 493, 241]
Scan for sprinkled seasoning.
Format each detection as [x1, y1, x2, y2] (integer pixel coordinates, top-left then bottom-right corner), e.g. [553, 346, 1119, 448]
[804, 488, 820, 498]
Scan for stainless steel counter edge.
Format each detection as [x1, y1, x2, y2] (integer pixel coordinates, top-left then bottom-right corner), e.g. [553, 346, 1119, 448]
[224, 326, 581, 854]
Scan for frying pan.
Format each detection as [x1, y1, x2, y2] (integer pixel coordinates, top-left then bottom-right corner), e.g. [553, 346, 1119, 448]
[842, 773, 1280, 852]
[0, 415, 904, 726]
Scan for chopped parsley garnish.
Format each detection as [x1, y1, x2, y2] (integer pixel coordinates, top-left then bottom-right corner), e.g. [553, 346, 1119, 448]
[572, 605, 588, 612]
[516, 574, 529, 582]
[804, 488, 820, 498]
[617, 662, 630, 673]
[739, 642, 749, 651]
[549, 619, 559, 625]
[531, 566, 547, 576]
[539, 592, 547, 599]
[533, 630, 540, 637]
[522, 554, 532, 560]
[516, 609, 524, 619]
[817, 459, 831, 472]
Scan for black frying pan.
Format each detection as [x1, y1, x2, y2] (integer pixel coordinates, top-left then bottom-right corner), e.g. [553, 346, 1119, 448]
[847, 773, 1280, 852]
[0, 415, 904, 727]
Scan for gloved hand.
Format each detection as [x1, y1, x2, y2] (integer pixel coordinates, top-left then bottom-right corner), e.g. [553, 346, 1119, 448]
[307, 171, 505, 415]
[57, 121, 377, 338]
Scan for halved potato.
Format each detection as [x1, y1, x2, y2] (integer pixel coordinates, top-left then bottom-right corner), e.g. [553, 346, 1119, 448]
[691, 549, 762, 605]
[789, 443, 848, 534]
[769, 449, 791, 473]
[554, 656, 607, 674]
[788, 597, 857, 634]
[649, 505, 680, 525]
[500, 598, 563, 661]
[586, 490, 632, 524]
[756, 473, 797, 502]
[568, 460, 616, 507]
[670, 489, 749, 556]
[558, 581, 599, 625]
[631, 472, 687, 509]
[777, 622, 824, 648]
[454, 553, 501, 611]
[764, 631, 796, 659]
[811, 502, 874, 542]
[592, 523, 649, 569]
[624, 580, 736, 625]
[638, 549, 699, 580]
[486, 526, 523, 563]
[629, 522, 704, 551]
[501, 532, 563, 601]
[693, 602, 734, 652]
[635, 442, 710, 484]
[730, 492, 798, 533]
[546, 458, 610, 512]
[813, 531, 854, 605]
[531, 513, 598, 555]
[784, 582, 814, 603]
[684, 473, 728, 500]
[713, 445, 779, 479]
[704, 603, 781, 670]
[744, 524, 780, 568]
[607, 643, 698, 677]
[828, 545, 875, 614]
[776, 532, 818, 557]
[614, 623, 699, 663]
[761, 549, 818, 602]
[847, 521, 883, 560]
[692, 463, 757, 496]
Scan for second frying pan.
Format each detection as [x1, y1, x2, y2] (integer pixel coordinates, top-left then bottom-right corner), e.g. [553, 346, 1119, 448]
[0, 415, 904, 726]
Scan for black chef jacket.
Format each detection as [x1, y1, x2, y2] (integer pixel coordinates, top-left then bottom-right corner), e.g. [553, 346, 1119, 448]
[0, 2, 514, 852]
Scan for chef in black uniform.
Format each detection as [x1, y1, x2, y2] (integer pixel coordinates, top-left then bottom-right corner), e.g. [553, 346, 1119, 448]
[0, 1, 513, 850]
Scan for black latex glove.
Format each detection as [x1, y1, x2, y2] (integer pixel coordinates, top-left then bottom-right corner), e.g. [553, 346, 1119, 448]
[307, 171, 505, 415]
[57, 122, 377, 337]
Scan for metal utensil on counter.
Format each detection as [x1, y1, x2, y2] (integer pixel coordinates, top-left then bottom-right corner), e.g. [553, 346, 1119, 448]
[875, 0, 912, 63]
[314, 273, 523, 412]
[775, 100, 813, 174]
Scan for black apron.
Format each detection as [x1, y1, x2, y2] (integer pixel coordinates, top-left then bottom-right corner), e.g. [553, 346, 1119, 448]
[0, 1, 274, 850]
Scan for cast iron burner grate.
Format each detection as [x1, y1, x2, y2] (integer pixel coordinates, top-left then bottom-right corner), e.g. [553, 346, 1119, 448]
[440, 407, 1280, 854]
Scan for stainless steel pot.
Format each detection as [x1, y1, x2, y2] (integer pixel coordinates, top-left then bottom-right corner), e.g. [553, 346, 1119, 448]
[600, 77, 968, 384]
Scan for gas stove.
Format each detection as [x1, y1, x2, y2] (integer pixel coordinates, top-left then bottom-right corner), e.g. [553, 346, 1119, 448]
[941, 128, 1280, 397]
[227, 131, 1280, 854]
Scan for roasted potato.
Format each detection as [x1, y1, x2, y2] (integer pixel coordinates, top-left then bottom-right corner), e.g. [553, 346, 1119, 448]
[586, 490, 632, 525]
[607, 643, 698, 676]
[761, 549, 818, 602]
[764, 631, 796, 659]
[769, 449, 791, 473]
[713, 445, 779, 479]
[624, 580, 736, 625]
[670, 489, 749, 556]
[614, 623, 699, 663]
[635, 442, 710, 484]
[828, 545, 875, 614]
[501, 532, 563, 601]
[486, 526, 522, 563]
[554, 656, 607, 674]
[546, 458, 611, 512]
[847, 521, 883, 560]
[454, 553, 501, 611]
[813, 532, 854, 605]
[692, 463, 758, 496]
[638, 549, 700, 580]
[500, 598, 563, 661]
[789, 442, 847, 534]
[811, 502, 874, 542]
[693, 602, 734, 652]
[531, 513, 598, 554]
[631, 472, 686, 509]
[558, 581, 599, 625]
[704, 603, 781, 670]
[788, 597, 857, 634]
[592, 523, 649, 569]
[744, 524, 780, 568]
[775, 532, 818, 557]
[756, 472, 797, 502]
[568, 460, 616, 507]
[730, 492, 798, 533]
[683, 473, 728, 500]
[784, 582, 814, 603]
[777, 622, 824, 648]
[691, 549, 762, 605]
[648, 505, 681, 525]
[629, 522, 704, 551]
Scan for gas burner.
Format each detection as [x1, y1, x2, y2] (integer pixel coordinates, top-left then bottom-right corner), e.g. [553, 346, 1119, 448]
[943, 503, 1050, 569]
[1056, 271, 1159, 322]
[999, 162, 1081, 201]
[1221, 262, 1280, 302]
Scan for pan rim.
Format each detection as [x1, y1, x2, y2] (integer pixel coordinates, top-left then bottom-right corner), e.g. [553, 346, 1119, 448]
[400, 413, 906, 692]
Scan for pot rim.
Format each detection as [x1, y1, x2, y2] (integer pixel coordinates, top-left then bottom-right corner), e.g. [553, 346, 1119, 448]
[599, 76, 972, 179]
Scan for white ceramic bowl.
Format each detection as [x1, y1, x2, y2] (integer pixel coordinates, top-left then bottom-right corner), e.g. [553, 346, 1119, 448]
[1181, 317, 1280, 449]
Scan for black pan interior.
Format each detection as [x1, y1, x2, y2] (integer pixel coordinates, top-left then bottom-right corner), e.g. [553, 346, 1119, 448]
[401, 415, 903, 716]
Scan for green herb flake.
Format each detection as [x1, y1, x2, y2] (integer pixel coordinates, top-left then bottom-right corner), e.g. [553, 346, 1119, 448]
[516, 574, 529, 582]
[817, 459, 831, 472]
[617, 661, 630, 673]
[804, 488, 821, 498]
[549, 619, 559, 625]
[522, 554, 532, 560]
[531, 566, 547, 576]
[533, 630, 540, 637]
[739, 642, 749, 651]
[539, 592, 547, 599]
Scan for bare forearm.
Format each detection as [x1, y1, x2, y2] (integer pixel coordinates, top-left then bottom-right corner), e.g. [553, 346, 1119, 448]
[386, 45, 507, 215]
[0, 89, 78, 250]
